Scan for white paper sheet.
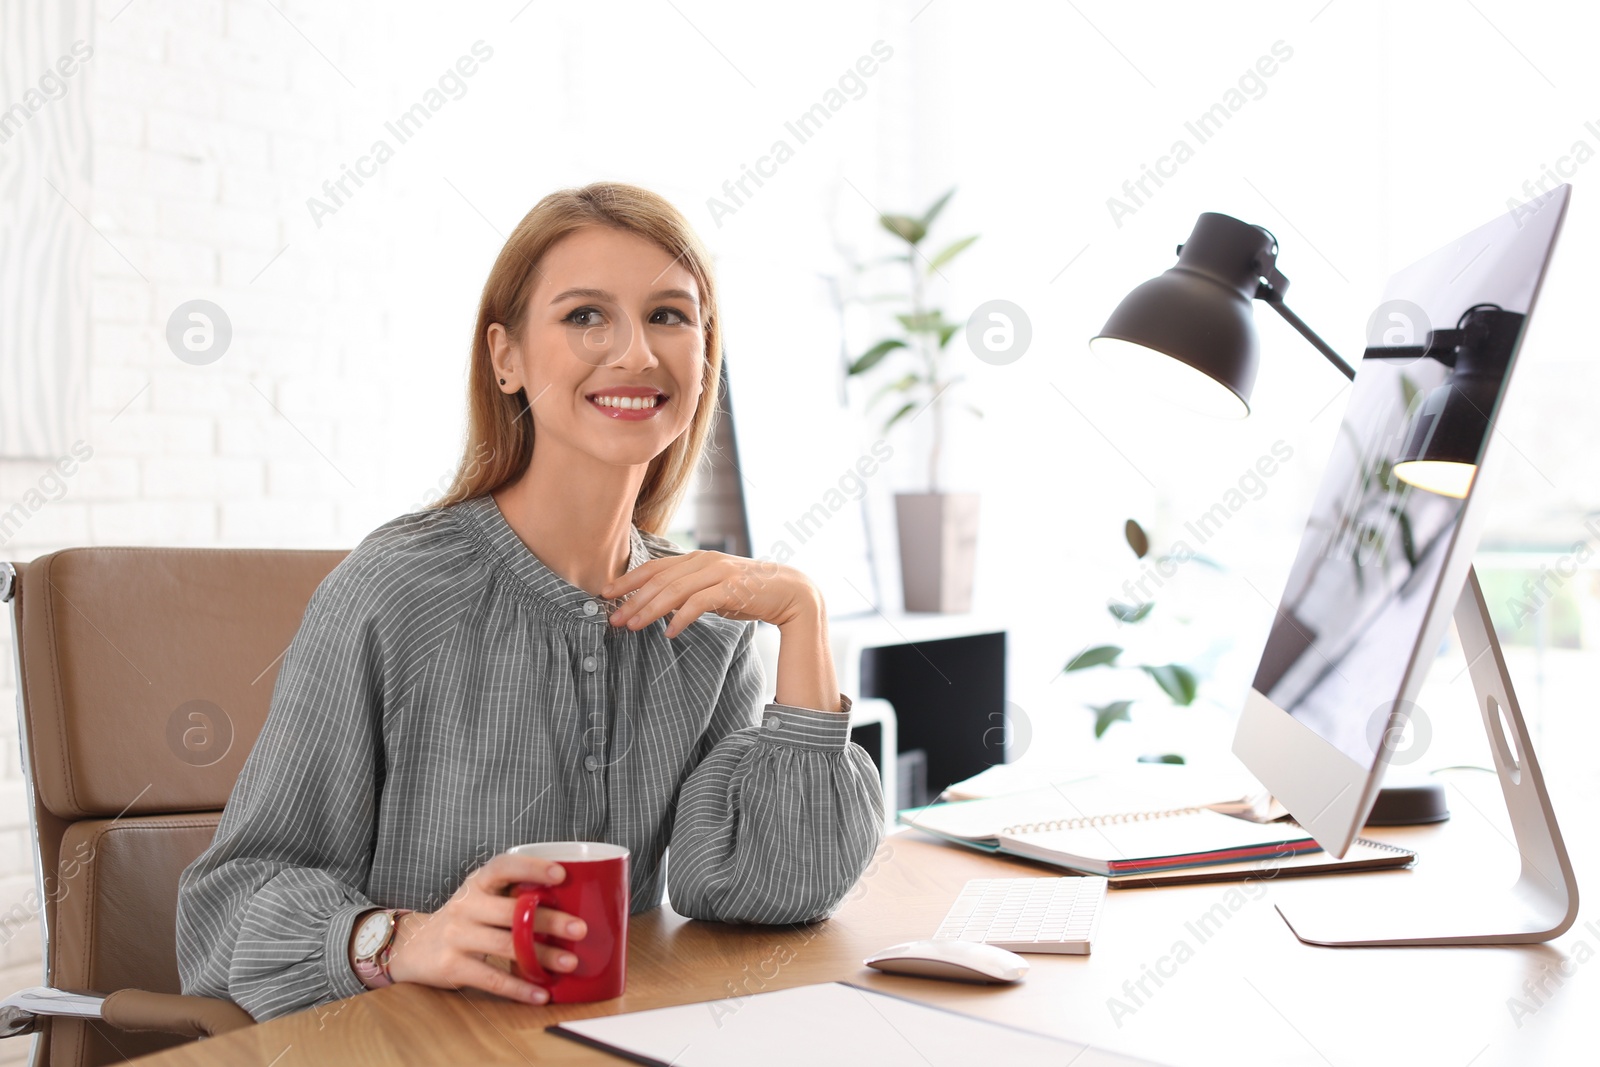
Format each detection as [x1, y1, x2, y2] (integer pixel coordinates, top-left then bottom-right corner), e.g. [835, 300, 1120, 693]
[552, 982, 1166, 1067]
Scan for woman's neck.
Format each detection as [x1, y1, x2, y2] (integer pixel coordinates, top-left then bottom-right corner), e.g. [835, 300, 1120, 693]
[491, 443, 645, 598]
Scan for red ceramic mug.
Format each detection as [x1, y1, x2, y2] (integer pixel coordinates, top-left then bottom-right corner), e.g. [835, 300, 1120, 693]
[508, 841, 630, 1003]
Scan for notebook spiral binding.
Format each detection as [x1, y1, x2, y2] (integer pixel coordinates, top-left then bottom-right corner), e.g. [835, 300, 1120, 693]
[1003, 806, 1205, 836]
[1351, 836, 1413, 854]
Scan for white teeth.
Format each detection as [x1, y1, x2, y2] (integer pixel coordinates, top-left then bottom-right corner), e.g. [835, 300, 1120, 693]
[593, 395, 659, 410]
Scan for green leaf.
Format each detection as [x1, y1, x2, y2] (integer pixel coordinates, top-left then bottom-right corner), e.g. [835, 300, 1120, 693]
[1138, 753, 1188, 765]
[868, 372, 921, 410]
[848, 339, 905, 376]
[1108, 601, 1154, 624]
[1125, 519, 1150, 559]
[1400, 373, 1420, 411]
[920, 187, 957, 230]
[926, 234, 979, 274]
[966, 403, 983, 419]
[1064, 644, 1122, 672]
[880, 214, 927, 245]
[896, 311, 947, 334]
[937, 323, 961, 349]
[1090, 700, 1135, 739]
[1142, 664, 1199, 706]
[1376, 458, 1400, 493]
[883, 401, 918, 432]
[1391, 504, 1418, 567]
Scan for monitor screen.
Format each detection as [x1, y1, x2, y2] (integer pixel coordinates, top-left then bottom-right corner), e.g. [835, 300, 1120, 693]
[1250, 188, 1567, 772]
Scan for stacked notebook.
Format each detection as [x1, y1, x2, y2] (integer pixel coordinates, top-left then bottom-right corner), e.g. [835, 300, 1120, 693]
[900, 767, 1415, 887]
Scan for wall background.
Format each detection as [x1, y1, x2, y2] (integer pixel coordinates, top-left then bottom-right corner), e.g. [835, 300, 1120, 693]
[4, 1, 1600, 1047]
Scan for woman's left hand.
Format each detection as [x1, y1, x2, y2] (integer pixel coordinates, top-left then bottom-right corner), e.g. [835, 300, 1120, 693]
[602, 552, 819, 637]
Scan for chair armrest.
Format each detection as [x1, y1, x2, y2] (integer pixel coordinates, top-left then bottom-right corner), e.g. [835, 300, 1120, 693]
[0, 987, 252, 1040]
[101, 989, 254, 1038]
[0, 987, 104, 1037]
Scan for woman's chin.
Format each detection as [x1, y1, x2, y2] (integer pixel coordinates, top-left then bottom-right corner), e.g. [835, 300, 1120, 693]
[578, 439, 675, 470]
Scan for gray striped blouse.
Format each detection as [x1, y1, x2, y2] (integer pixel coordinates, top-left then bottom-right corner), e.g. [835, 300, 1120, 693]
[175, 493, 884, 1021]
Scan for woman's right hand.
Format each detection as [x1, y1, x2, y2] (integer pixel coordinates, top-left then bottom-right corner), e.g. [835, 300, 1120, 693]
[383, 852, 588, 1005]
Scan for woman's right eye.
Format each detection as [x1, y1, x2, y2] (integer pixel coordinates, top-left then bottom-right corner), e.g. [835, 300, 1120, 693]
[566, 307, 605, 327]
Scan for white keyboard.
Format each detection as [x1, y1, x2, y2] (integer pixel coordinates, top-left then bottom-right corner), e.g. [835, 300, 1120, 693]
[933, 877, 1107, 954]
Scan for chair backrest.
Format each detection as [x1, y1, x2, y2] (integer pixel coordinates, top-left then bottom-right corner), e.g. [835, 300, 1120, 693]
[3, 547, 346, 1067]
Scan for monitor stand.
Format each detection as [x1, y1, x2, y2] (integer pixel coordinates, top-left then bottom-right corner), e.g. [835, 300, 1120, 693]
[1275, 567, 1580, 946]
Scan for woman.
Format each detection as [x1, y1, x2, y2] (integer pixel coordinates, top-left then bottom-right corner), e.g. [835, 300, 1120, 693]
[176, 182, 884, 1022]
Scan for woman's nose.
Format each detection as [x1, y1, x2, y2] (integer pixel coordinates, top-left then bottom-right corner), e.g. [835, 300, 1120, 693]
[606, 314, 658, 371]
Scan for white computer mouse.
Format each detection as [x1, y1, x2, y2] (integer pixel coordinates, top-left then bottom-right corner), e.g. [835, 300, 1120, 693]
[864, 939, 1029, 984]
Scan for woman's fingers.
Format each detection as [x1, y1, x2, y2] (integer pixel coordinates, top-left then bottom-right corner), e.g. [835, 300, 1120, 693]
[471, 853, 566, 896]
[531, 905, 586, 940]
[601, 555, 672, 598]
[534, 941, 580, 974]
[664, 588, 723, 637]
[450, 921, 519, 963]
[611, 557, 718, 628]
[452, 957, 550, 1006]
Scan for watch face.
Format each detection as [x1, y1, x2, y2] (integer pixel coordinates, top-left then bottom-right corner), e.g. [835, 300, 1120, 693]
[353, 912, 392, 959]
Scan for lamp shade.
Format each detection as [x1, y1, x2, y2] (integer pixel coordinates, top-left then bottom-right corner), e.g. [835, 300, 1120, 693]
[1391, 305, 1522, 499]
[1090, 213, 1277, 418]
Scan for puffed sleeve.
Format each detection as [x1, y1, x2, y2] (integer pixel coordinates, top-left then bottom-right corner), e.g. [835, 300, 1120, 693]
[666, 621, 884, 923]
[175, 572, 384, 1021]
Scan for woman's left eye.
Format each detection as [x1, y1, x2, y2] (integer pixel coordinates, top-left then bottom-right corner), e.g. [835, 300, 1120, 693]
[651, 307, 691, 326]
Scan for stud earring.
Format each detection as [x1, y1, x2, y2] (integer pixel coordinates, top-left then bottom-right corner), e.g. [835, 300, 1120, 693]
[499, 378, 506, 385]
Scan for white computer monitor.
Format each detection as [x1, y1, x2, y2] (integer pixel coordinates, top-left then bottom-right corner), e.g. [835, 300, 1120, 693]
[1231, 186, 1579, 945]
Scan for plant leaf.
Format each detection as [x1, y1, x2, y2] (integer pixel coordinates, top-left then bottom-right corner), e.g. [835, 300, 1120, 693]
[1125, 519, 1150, 559]
[926, 234, 979, 274]
[937, 323, 961, 349]
[1400, 373, 1420, 411]
[1089, 700, 1134, 739]
[1064, 644, 1122, 672]
[868, 372, 921, 410]
[1138, 753, 1187, 765]
[966, 403, 983, 419]
[920, 187, 957, 230]
[1107, 600, 1154, 624]
[896, 310, 947, 334]
[883, 401, 918, 432]
[880, 214, 927, 245]
[848, 339, 905, 376]
[1142, 664, 1199, 706]
[1391, 504, 1418, 567]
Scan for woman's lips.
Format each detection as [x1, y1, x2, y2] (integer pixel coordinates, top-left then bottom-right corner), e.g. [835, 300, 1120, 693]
[587, 393, 667, 421]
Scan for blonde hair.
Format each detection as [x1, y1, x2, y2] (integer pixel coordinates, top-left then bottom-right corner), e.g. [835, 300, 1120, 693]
[430, 182, 721, 534]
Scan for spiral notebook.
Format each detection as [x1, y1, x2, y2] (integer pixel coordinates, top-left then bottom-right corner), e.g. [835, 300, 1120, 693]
[900, 787, 1323, 877]
[1102, 836, 1415, 888]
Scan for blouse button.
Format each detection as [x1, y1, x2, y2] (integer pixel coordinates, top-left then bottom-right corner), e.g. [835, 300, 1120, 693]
[581, 600, 599, 617]
[583, 754, 600, 772]
[582, 655, 598, 673]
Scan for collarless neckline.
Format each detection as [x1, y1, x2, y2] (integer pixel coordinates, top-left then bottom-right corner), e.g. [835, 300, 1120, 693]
[452, 493, 649, 620]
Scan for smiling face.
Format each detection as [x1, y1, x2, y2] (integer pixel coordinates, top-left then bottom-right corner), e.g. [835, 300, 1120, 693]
[489, 224, 706, 470]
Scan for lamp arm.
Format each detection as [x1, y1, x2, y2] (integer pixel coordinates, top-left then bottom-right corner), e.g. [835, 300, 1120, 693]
[1258, 291, 1357, 382]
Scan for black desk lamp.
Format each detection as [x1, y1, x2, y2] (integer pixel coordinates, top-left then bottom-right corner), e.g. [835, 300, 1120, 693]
[1089, 212, 1354, 418]
[1090, 211, 1509, 501]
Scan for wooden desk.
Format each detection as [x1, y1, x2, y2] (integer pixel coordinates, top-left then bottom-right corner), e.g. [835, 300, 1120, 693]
[134, 772, 1591, 1066]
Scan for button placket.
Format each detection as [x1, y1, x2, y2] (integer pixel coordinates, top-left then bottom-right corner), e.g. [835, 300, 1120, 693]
[578, 623, 608, 831]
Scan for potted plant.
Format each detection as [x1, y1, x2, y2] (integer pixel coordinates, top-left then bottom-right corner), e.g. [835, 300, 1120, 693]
[845, 187, 981, 613]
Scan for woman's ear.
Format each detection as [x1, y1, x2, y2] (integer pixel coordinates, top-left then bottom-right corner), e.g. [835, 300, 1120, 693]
[487, 322, 518, 392]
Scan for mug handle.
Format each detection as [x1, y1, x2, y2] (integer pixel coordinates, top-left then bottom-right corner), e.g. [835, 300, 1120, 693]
[511, 888, 553, 986]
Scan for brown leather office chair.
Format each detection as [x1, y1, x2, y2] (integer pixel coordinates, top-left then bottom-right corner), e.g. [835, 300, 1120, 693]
[0, 547, 347, 1066]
